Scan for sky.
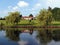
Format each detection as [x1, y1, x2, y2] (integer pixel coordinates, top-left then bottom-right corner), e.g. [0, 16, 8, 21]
[0, 0, 60, 17]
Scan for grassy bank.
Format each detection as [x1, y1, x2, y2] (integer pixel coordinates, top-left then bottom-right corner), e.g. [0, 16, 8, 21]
[0, 20, 60, 26]
[51, 21, 60, 26]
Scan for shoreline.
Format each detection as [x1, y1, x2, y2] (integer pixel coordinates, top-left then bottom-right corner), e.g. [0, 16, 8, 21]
[1, 25, 60, 28]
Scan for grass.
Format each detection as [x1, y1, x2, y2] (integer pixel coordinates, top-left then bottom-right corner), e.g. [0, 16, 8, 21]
[18, 19, 30, 24]
[18, 19, 39, 26]
[0, 20, 6, 24]
[0, 20, 15, 26]
[51, 21, 60, 26]
[0, 20, 60, 26]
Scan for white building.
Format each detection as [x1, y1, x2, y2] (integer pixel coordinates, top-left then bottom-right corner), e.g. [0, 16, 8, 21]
[22, 16, 34, 20]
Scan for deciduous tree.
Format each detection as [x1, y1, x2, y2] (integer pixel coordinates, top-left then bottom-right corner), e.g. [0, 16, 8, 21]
[5, 11, 21, 25]
[37, 9, 52, 26]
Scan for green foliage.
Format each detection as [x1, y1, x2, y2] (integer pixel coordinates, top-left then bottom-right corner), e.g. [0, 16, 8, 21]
[19, 14, 22, 19]
[37, 9, 52, 26]
[1, 7, 60, 26]
[48, 7, 52, 11]
[29, 14, 33, 17]
[51, 7, 60, 21]
[0, 20, 6, 25]
[5, 11, 21, 25]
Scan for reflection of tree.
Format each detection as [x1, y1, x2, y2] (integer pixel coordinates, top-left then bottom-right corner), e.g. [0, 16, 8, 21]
[29, 28, 33, 35]
[0, 27, 2, 31]
[6, 28, 21, 41]
[38, 29, 52, 45]
[37, 29, 60, 45]
[0, 26, 5, 31]
[52, 30, 60, 41]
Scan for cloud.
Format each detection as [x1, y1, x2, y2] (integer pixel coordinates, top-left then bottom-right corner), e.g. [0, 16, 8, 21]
[47, 0, 60, 8]
[8, 1, 29, 12]
[17, 1, 29, 7]
[35, 3, 41, 7]
[12, 6, 19, 11]
[8, 6, 12, 9]
[27, 3, 41, 16]
[31, 3, 41, 10]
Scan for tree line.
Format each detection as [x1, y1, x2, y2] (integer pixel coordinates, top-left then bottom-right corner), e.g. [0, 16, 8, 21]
[37, 7, 60, 26]
[0, 7, 60, 26]
[48, 7, 60, 21]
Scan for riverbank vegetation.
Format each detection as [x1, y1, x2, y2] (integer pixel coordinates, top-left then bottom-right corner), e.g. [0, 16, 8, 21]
[0, 7, 60, 27]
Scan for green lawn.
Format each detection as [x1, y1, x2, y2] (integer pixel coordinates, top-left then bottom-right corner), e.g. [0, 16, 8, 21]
[51, 21, 60, 25]
[0, 20, 60, 26]
[0, 20, 6, 24]
[18, 19, 30, 24]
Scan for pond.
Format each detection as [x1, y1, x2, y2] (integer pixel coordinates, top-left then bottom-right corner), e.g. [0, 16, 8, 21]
[0, 28, 60, 45]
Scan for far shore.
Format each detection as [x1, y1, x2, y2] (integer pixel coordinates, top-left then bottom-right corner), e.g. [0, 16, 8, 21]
[0, 25, 60, 28]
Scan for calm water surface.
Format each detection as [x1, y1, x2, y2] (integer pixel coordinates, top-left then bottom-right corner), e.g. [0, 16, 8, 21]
[0, 28, 60, 45]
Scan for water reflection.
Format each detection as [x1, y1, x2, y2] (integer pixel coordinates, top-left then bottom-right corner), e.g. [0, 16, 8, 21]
[52, 30, 60, 41]
[6, 28, 20, 41]
[4, 28, 34, 41]
[0, 28, 60, 45]
[37, 29, 52, 45]
[37, 28, 60, 45]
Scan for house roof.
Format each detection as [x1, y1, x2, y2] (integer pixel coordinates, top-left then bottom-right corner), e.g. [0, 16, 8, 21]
[22, 16, 33, 18]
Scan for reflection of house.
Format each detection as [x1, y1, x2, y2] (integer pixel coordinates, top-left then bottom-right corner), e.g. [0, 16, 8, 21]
[22, 16, 34, 20]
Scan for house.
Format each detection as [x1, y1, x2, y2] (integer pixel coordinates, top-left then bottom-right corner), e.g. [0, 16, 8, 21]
[22, 16, 34, 20]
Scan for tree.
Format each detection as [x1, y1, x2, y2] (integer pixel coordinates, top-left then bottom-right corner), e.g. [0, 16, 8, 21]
[5, 11, 21, 25]
[51, 7, 60, 21]
[29, 14, 33, 23]
[48, 7, 52, 11]
[19, 14, 22, 18]
[37, 9, 52, 26]
[29, 14, 33, 17]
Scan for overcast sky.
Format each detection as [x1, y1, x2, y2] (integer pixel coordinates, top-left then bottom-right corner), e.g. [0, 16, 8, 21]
[0, 0, 60, 17]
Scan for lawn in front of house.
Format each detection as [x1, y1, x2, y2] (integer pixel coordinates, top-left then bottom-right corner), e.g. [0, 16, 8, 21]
[0, 19, 60, 26]
[51, 21, 60, 26]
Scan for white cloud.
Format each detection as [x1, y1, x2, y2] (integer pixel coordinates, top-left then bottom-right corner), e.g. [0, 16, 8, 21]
[8, 6, 19, 11]
[47, 0, 60, 8]
[12, 6, 18, 11]
[8, 1, 29, 12]
[28, 3, 41, 16]
[31, 3, 41, 11]
[8, 6, 12, 9]
[17, 1, 29, 7]
[35, 3, 41, 7]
